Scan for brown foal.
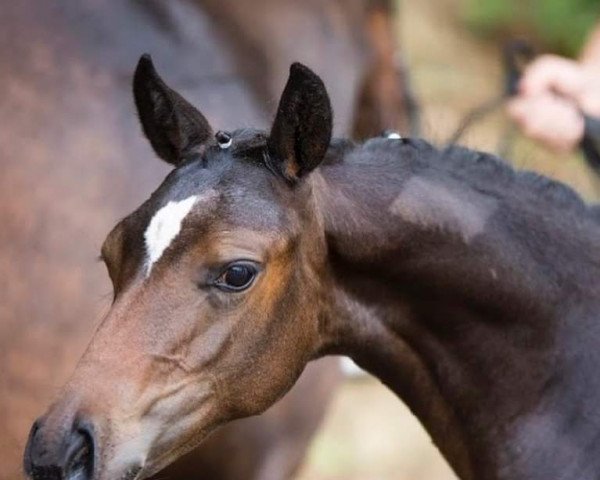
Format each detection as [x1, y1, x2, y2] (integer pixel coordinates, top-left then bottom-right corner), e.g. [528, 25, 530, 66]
[25, 57, 600, 480]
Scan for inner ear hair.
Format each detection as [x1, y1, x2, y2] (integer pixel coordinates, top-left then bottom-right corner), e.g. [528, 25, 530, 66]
[268, 62, 333, 182]
[133, 54, 213, 166]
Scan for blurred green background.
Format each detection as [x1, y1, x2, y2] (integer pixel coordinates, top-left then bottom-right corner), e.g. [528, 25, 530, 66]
[297, 1, 599, 479]
[464, 0, 598, 56]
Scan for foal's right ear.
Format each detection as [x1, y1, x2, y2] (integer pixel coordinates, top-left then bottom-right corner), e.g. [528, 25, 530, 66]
[133, 54, 213, 165]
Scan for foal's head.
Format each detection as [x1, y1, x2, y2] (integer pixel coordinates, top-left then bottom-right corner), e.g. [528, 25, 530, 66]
[24, 56, 333, 480]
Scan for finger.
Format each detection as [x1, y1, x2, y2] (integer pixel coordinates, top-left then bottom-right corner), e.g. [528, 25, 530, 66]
[508, 95, 584, 152]
[519, 55, 583, 98]
[506, 97, 531, 123]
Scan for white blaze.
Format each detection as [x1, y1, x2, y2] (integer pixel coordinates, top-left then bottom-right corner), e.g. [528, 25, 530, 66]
[144, 196, 198, 276]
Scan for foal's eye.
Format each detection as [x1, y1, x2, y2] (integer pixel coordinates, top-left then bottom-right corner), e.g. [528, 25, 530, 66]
[215, 262, 258, 292]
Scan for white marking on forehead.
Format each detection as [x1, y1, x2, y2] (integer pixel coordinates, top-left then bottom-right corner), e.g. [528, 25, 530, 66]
[144, 191, 217, 276]
[387, 132, 402, 140]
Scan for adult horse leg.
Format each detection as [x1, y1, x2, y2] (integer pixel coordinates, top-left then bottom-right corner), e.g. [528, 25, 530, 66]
[352, 0, 420, 139]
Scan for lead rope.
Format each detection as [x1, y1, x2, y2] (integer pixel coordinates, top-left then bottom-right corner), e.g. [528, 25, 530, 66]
[446, 40, 534, 151]
[581, 115, 600, 174]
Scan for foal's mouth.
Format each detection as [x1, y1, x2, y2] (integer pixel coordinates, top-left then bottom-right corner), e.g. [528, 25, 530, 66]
[118, 465, 143, 480]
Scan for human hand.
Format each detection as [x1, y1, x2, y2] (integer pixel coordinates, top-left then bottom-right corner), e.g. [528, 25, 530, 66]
[519, 54, 600, 113]
[507, 93, 585, 152]
[507, 54, 600, 152]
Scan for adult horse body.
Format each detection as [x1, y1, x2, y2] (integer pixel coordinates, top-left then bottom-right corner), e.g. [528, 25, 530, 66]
[25, 58, 600, 480]
[1, 1, 409, 479]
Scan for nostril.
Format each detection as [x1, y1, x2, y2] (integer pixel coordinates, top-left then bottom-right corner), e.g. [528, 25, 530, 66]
[23, 418, 42, 475]
[24, 416, 96, 480]
[64, 421, 95, 480]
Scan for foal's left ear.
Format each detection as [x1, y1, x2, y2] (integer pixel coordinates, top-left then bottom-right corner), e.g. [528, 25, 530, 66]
[268, 63, 333, 182]
[133, 54, 213, 165]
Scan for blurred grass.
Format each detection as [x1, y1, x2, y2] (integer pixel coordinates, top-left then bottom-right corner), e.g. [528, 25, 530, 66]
[298, 2, 599, 479]
[462, 0, 599, 56]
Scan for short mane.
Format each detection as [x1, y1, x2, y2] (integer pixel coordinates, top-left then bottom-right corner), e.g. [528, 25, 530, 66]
[230, 131, 597, 221]
[443, 144, 599, 220]
[361, 138, 597, 221]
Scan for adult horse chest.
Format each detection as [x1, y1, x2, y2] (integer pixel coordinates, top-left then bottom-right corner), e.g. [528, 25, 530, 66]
[25, 57, 600, 480]
[2, 1, 417, 478]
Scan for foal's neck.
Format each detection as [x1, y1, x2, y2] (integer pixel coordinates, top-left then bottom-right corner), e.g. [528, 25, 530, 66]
[314, 139, 600, 480]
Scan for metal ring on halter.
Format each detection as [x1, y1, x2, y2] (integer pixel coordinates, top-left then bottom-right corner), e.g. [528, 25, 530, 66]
[382, 130, 402, 140]
[216, 131, 233, 149]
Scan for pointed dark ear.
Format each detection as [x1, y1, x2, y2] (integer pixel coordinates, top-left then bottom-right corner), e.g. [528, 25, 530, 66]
[133, 54, 213, 165]
[267, 63, 333, 182]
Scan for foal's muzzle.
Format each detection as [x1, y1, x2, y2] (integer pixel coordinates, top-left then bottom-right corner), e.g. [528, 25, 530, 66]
[24, 416, 96, 480]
